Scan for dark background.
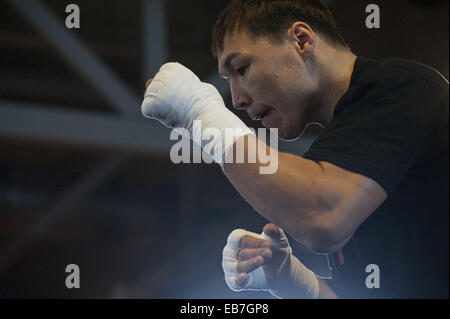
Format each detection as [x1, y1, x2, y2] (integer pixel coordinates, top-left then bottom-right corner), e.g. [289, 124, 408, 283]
[0, 0, 448, 298]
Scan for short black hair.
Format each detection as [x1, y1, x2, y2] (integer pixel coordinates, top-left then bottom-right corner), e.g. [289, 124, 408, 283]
[211, 0, 349, 57]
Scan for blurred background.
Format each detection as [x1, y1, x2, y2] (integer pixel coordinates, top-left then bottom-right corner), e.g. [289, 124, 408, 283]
[0, 0, 448, 298]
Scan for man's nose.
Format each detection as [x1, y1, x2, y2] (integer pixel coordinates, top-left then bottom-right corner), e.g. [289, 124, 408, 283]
[230, 81, 251, 110]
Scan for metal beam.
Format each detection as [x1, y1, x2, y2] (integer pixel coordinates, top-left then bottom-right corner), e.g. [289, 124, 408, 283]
[0, 99, 320, 157]
[0, 0, 171, 274]
[0, 101, 172, 155]
[6, 0, 141, 116]
[142, 0, 169, 78]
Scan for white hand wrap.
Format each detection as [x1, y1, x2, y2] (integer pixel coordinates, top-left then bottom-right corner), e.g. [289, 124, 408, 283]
[222, 229, 273, 291]
[141, 62, 254, 166]
[222, 228, 320, 299]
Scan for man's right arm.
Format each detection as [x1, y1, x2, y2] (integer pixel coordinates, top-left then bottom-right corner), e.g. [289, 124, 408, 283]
[317, 277, 338, 299]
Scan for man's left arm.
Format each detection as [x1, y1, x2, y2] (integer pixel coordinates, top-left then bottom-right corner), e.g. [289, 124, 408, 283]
[223, 133, 387, 253]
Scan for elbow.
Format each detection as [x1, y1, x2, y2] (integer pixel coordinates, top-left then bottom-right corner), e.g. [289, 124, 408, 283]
[305, 229, 346, 254]
[295, 211, 350, 254]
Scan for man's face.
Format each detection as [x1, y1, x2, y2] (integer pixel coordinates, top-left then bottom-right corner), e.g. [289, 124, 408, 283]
[218, 30, 317, 140]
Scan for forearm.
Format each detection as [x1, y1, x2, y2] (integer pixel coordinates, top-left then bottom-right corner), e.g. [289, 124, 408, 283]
[317, 277, 338, 299]
[267, 253, 338, 299]
[223, 134, 339, 249]
[270, 276, 337, 299]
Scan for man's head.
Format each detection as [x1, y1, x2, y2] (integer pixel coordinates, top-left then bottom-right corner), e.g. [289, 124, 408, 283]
[212, 0, 353, 140]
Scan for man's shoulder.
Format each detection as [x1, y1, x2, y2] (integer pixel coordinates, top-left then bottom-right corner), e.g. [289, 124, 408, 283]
[357, 56, 448, 98]
[339, 56, 449, 117]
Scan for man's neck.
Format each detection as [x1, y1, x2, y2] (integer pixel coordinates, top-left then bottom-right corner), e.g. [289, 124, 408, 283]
[316, 49, 357, 125]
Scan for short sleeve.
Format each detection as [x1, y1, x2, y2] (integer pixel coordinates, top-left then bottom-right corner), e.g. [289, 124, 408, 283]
[303, 72, 442, 197]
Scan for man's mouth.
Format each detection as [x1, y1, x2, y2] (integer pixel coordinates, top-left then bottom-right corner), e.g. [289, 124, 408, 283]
[251, 110, 270, 121]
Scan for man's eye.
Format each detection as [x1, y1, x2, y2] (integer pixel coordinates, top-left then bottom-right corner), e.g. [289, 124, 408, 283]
[237, 65, 248, 76]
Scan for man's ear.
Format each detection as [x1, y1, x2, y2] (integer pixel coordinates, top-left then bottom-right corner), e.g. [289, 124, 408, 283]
[288, 22, 315, 57]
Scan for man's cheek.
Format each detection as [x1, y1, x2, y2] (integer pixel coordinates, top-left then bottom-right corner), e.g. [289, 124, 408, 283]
[253, 75, 280, 104]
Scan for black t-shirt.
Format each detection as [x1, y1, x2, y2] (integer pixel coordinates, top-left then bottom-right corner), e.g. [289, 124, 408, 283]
[302, 56, 449, 298]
